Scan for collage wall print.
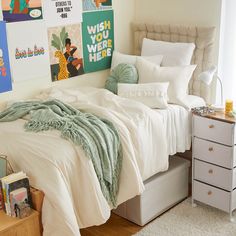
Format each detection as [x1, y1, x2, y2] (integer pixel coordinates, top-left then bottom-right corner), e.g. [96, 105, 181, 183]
[0, 0, 114, 92]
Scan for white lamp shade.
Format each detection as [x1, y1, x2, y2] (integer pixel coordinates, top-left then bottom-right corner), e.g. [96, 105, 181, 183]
[198, 65, 217, 85]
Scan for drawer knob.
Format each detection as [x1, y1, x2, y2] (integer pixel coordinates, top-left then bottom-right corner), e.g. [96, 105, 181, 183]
[208, 191, 212, 196]
[208, 147, 214, 152]
[208, 169, 213, 174]
[209, 125, 215, 129]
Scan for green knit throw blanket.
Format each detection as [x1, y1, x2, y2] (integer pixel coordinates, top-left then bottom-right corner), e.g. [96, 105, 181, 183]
[0, 100, 123, 207]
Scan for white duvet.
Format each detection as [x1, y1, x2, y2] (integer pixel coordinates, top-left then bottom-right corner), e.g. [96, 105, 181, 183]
[0, 87, 169, 236]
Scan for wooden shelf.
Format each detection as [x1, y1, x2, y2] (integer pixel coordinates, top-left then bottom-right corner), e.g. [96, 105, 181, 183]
[0, 209, 40, 236]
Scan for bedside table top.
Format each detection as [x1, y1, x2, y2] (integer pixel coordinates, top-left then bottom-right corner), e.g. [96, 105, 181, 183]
[0, 209, 39, 231]
[193, 111, 236, 124]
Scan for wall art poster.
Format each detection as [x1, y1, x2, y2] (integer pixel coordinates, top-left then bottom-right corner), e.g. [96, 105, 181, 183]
[43, 0, 82, 27]
[82, 0, 112, 12]
[48, 24, 84, 82]
[7, 20, 50, 82]
[0, 21, 12, 93]
[82, 10, 114, 73]
[1, 0, 43, 23]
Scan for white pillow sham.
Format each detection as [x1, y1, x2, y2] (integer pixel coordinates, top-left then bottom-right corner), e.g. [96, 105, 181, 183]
[180, 95, 206, 110]
[136, 57, 196, 106]
[111, 51, 163, 69]
[141, 38, 195, 66]
[117, 82, 169, 109]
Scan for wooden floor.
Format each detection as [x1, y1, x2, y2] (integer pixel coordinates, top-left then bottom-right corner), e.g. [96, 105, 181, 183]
[80, 184, 192, 236]
[80, 213, 142, 236]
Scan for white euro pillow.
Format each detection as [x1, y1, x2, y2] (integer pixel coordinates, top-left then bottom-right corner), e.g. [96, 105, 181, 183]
[111, 51, 163, 69]
[136, 57, 196, 106]
[118, 82, 169, 109]
[141, 38, 195, 66]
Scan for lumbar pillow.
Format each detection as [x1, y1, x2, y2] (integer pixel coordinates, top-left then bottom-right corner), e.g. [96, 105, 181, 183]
[105, 63, 139, 94]
[118, 82, 169, 109]
[111, 51, 163, 69]
[136, 57, 196, 106]
[141, 38, 195, 66]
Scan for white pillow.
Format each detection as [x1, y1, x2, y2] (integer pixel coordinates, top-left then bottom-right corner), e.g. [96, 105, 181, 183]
[118, 82, 169, 109]
[136, 57, 196, 106]
[141, 38, 195, 66]
[111, 51, 163, 69]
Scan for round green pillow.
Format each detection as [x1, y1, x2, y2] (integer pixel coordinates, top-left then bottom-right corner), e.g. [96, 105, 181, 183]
[105, 63, 139, 94]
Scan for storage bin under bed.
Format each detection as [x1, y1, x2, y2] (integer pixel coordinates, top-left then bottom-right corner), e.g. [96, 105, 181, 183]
[113, 156, 190, 226]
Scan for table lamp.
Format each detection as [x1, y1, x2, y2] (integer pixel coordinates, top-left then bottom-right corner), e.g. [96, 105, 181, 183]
[198, 65, 224, 111]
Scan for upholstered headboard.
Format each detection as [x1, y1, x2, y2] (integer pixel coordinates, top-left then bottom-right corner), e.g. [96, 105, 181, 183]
[133, 23, 216, 104]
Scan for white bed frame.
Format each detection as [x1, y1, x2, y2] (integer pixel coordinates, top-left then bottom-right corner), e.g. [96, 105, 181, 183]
[113, 23, 216, 226]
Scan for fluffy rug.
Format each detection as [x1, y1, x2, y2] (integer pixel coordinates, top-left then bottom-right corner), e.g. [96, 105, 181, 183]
[134, 198, 236, 236]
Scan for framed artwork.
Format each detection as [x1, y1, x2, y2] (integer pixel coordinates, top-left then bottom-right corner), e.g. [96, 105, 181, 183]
[82, 0, 112, 12]
[0, 155, 14, 178]
[1, 0, 43, 23]
[82, 10, 114, 73]
[48, 24, 84, 82]
[0, 155, 7, 178]
[0, 21, 12, 93]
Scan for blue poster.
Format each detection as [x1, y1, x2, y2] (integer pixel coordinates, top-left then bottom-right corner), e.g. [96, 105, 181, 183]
[0, 21, 12, 93]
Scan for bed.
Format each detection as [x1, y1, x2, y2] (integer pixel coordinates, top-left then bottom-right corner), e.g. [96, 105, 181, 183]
[0, 23, 216, 236]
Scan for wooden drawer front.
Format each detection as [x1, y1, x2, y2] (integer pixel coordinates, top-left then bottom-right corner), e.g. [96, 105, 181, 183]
[193, 138, 235, 169]
[193, 181, 230, 212]
[194, 160, 234, 191]
[193, 115, 235, 146]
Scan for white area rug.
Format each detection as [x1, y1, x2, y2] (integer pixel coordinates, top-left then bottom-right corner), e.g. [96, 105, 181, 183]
[134, 198, 236, 236]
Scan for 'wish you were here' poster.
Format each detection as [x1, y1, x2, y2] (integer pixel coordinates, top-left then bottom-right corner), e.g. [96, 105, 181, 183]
[82, 10, 114, 73]
[0, 21, 12, 93]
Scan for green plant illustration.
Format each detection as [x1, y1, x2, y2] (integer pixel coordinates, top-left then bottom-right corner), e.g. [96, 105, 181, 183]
[51, 27, 69, 51]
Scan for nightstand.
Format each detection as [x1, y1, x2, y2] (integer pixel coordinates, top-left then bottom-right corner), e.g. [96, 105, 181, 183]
[192, 111, 236, 221]
[0, 209, 41, 236]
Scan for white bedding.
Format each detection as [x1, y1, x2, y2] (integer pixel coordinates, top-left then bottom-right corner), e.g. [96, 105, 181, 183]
[154, 104, 191, 155]
[0, 87, 170, 236]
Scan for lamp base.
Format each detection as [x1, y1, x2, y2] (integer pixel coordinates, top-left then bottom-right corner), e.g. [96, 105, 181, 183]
[211, 104, 224, 112]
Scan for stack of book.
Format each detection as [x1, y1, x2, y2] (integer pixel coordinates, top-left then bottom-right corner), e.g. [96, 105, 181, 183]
[0, 172, 32, 217]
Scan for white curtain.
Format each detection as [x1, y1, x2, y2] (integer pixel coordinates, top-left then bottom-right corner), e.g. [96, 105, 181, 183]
[218, 0, 236, 105]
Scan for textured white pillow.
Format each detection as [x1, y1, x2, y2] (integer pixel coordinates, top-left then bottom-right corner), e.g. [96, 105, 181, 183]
[141, 38, 195, 66]
[136, 57, 196, 106]
[180, 95, 206, 110]
[111, 51, 163, 69]
[118, 82, 169, 109]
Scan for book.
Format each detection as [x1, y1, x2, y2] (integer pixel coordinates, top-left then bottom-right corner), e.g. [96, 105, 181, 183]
[0, 172, 32, 216]
[10, 187, 28, 217]
[7, 177, 32, 216]
[0, 186, 2, 210]
[0, 172, 26, 215]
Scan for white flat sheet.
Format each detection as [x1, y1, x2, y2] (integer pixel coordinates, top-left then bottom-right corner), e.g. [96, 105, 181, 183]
[153, 104, 192, 156]
[0, 87, 169, 236]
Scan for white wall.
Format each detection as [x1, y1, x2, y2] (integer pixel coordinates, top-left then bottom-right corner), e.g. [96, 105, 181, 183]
[135, 0, 222, 64]
[0, 0, 223, 107]
[0, 0, 136, 106]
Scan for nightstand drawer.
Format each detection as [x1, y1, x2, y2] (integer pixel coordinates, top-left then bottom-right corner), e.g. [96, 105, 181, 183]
[193, 181, 231, 212]
[193, 115, 235, 146]
[193, 137, 236, 169]
[194, 160, 235, 191]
